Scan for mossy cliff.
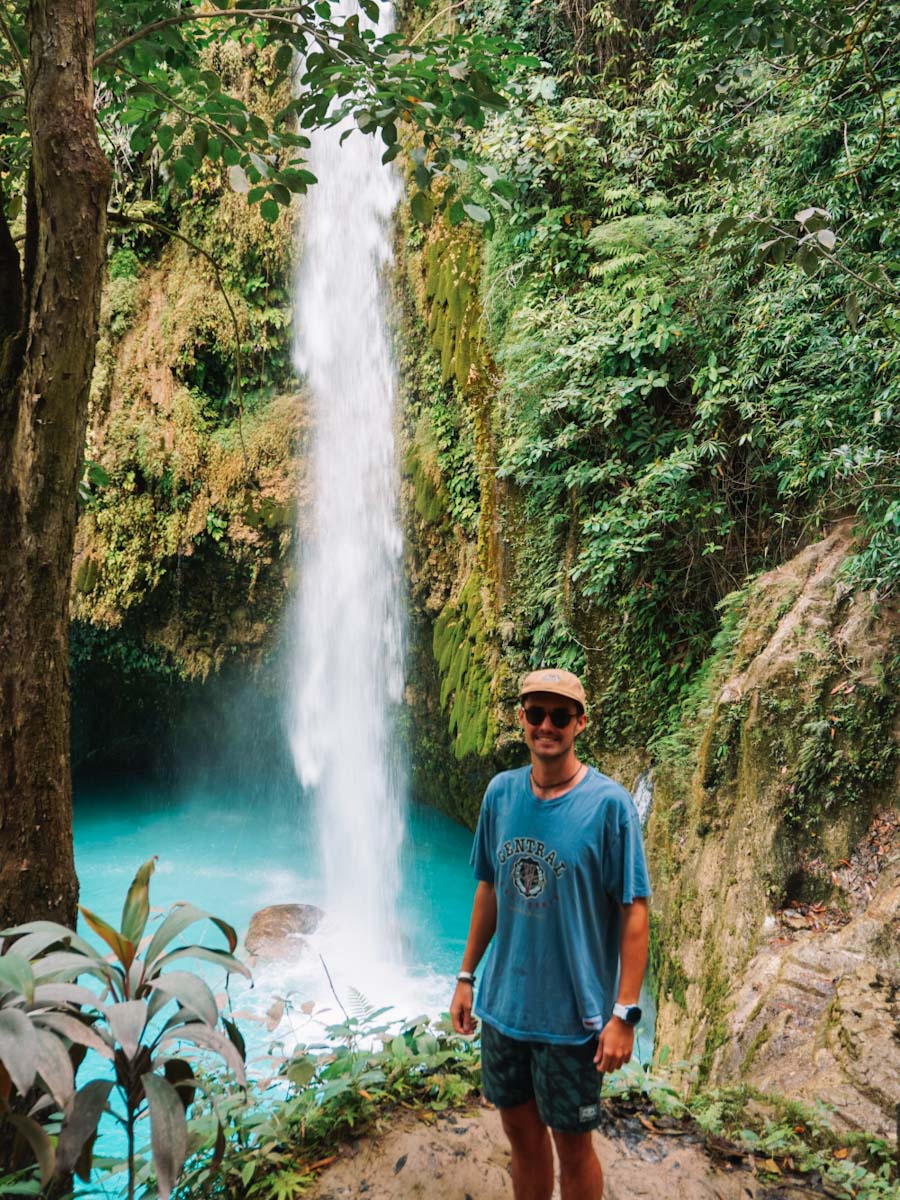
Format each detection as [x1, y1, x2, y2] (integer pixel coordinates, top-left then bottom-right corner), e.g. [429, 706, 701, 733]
[397, 207, 648, 816]
[71, 43, 302, 766]
[644, 526, 898, 1133]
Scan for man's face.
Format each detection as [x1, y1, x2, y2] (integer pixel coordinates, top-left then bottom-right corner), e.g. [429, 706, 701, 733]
[517, 691, 586, 761]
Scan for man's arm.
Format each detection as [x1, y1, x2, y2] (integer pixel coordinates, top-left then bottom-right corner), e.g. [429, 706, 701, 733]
[594, 896, 649, 1072]
[450, 880, 497, 1034]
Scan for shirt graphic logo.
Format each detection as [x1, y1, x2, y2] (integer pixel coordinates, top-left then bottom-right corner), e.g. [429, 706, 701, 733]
[512, 856, 546, 899]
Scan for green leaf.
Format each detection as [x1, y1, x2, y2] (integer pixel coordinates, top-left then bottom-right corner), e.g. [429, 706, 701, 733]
[285, 1055, 316, 1088]
[143, 1073, 189, 1200]
[156, 125, 174, 153]
[796, 242, 820, 277]
[410, 192, 434, 224]
[120, 857, 156, 946]
[269, 183, 292, 206]
[0, 1009, 39, 1094]
[274, 43, 294, 74]
[172, 157, 193, 187]
[55, 1080, 114, 1177]
[0, 951, 34, 1002]
[259, 199, 280, 223]
[462, 202, 490, 223]
[844, 292, 861, 330]
[86, 462, 110, 487]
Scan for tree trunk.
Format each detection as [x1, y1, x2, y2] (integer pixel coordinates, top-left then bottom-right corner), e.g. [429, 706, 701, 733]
[0, 0, 111, 929]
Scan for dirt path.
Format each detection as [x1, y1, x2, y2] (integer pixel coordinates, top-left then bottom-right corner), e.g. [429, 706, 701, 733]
[308, 1102, 811, 1200]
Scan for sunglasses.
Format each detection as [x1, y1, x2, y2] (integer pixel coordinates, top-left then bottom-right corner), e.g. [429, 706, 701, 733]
[523, 705, 578, 729]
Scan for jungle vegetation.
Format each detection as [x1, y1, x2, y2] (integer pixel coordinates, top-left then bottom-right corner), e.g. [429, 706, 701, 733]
[0, 0, 525, 930]
[401, 0, 899, 758]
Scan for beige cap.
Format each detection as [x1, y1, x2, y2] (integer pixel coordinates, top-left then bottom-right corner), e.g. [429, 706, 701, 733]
[519, 668, 586, 709]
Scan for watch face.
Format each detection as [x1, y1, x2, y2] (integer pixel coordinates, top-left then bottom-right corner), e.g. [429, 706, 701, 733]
[624, 1005, 642, 1026]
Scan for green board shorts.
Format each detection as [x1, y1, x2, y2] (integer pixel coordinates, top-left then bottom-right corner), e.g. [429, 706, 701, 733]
[480, 1020, 604, 1134]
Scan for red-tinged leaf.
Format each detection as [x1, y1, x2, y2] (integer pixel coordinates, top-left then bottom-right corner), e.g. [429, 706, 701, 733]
[211, 1119, 226, 1170]
[120, 858, 157, 946]
[34, 1027, 75, 1108]
[106, 999, 148, 1059]
[158, 1022, 246, 1084]
[0, 1008, 39, 1094]
[32, 1012, 114, 1059]
[143, 1073, 189, 1200]
[7, 1113, 55, 1186]
[33, 981, 105, 1010]
[55, 1079, 114, 1176]
[146, 971, 218, 1027]
[163, 1057, 197, 1112]
[79, 905, 136, 970]
[74, 1129, 98, 1183]
[31, 949, 112, 986]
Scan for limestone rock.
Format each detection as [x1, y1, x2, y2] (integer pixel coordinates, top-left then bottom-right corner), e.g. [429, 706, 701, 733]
[714, 856, 899, 1137]
[245, 903, 324, 961]
[647, 524, 899, 1136]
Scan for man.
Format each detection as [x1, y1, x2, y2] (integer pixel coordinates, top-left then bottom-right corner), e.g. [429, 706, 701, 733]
[450, 668, 651, 1200]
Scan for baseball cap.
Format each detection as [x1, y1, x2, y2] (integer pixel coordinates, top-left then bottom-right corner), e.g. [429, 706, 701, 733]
[519, 668, 586, 710]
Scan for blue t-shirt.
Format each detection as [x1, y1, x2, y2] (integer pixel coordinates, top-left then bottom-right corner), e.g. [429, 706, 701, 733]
[470, 765, 651, 1044]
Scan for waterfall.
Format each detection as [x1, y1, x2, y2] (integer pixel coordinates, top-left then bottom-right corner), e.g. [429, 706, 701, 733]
[633, 770, 654, 826]
[287, 3, 406, 964]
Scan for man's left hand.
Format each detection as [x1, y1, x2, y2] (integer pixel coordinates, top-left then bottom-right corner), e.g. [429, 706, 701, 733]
[594, 1018, 635, 1073]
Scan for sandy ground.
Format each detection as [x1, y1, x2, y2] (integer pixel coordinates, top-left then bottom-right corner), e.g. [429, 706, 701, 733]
[306, 1101, 813, 1200]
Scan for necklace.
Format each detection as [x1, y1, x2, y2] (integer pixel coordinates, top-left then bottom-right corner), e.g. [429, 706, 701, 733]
[531, 763, 583, 793]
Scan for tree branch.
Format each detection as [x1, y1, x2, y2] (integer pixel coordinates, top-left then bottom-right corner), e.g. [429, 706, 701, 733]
[94, 6, 346, 70]
[106, 211, 249, 468]
[0, 8, 26, 83]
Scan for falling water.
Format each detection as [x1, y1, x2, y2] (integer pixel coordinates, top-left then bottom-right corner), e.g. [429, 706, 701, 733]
[288, 2, 406, 964]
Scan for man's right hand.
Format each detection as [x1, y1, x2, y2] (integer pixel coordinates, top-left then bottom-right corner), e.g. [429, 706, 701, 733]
[450, 981, 477, 1035]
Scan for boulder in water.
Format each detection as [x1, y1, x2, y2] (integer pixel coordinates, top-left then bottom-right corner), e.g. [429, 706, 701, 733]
[245, 903, 324, 961]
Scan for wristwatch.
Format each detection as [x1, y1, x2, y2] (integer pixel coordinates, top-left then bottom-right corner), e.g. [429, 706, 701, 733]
[612, 1002, 642, 1026]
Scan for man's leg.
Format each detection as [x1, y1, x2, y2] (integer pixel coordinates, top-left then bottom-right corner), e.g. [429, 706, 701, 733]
[551, 1128, 603, 1200]
[480, 1024, 553, 1200]
[499, 1099, 554, 1200]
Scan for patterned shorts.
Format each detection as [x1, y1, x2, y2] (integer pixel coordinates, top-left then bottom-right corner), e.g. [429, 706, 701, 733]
[480, 1020, 603, 1133]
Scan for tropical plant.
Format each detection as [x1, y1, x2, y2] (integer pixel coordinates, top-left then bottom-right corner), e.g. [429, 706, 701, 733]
[176, 1000, 481, 1199]
[0, 858, 250, 1198]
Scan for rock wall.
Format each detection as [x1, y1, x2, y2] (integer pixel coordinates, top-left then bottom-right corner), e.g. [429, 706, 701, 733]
[645, 525, 898, 1134]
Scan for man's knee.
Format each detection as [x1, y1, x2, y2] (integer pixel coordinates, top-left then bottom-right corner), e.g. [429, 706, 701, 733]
[500, 1098, 548, 1147]
[551, 1128, 598, 1169]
